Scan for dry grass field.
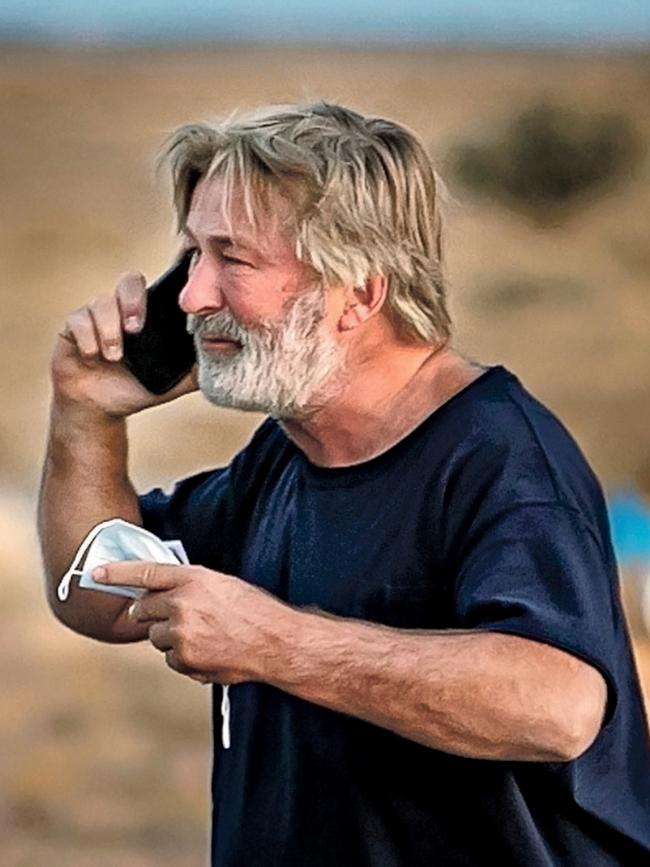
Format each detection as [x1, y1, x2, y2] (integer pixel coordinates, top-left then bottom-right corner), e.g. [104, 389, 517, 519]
[1, 44, 649, 865]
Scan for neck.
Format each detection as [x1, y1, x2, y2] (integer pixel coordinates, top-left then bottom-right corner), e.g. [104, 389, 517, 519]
[279, 340, 484, 468]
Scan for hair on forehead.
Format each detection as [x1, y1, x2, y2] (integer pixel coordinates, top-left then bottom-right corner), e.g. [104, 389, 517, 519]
[205, 145, 270, 238]
[196, 155, 302, 244]
[159, 100, 452, 345]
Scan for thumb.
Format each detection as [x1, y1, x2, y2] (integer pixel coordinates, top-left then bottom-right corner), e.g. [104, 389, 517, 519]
[157, 363, 199, 403]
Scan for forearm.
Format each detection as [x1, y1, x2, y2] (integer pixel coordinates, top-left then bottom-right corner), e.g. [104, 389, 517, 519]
[38, 399, 147, 642]
[263, 608, 605, 762]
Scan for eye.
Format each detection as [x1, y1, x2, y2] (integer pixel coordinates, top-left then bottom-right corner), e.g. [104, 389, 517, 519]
[222, 254, 253, 267]
[184, 246, 253, 270]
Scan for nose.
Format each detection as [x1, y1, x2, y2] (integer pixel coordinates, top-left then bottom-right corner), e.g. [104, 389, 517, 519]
[178, 257, 226, 316]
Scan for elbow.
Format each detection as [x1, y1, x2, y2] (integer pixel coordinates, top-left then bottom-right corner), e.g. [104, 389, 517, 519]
[44, 579, 85, 636]
[546, 670, 609, 762]
[45, 588, 97, 639]
[45, 583, 74, 630]
[44, 577, 140, 645]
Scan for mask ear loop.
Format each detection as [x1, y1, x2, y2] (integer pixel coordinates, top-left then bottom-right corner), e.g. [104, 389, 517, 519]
[56, 519, 121, 602]
[57, 521, 232, 744]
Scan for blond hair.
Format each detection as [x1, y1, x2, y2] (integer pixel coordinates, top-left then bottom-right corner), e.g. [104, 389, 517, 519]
[159, 101, 452, 345]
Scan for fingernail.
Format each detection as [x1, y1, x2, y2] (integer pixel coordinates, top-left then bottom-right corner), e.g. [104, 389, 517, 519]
[93, 567, 107, 582]
[125, 316, 141, 332]
[128, 602, 138, 619]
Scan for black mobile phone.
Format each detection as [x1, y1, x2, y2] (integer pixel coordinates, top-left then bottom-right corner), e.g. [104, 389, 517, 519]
[122, 252, 196, 395]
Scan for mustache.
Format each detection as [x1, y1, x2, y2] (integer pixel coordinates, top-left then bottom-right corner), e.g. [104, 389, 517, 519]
[186, 312, 249, 343]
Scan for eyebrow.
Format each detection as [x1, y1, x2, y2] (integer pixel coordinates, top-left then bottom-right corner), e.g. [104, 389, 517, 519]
[182, 226, 256, 251]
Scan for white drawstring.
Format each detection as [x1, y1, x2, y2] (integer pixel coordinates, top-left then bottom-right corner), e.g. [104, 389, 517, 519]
[221, 685, 231, 749]
[57, 521, 233, 749]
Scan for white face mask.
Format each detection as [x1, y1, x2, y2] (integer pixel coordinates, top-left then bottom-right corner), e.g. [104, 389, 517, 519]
[56, 518, 231, 750]
[57, 518, 188, 602]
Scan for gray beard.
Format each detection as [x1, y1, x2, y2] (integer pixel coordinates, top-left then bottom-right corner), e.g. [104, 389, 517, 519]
[186, 284, 347, 418]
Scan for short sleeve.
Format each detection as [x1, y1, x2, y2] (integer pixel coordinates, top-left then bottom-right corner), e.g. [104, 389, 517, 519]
[137, 417, 282, 572]
[139, 470, 221, 537]
[138, 467, 237, 571]
[453, 502, 620, 726]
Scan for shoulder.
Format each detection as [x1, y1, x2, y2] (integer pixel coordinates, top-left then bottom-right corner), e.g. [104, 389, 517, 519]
[440, 366, 608, 534]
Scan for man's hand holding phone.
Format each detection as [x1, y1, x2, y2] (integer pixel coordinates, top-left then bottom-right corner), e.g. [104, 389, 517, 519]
[52, 254, 198, 420]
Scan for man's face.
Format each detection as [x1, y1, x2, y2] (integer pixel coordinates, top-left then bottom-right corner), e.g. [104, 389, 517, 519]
[179, 175, 347, 417]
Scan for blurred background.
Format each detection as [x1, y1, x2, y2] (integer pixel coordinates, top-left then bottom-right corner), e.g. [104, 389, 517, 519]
[1, 1, 650, 864]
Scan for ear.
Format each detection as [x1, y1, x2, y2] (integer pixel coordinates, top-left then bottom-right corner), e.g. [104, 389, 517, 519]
[338, 274, 388, 332]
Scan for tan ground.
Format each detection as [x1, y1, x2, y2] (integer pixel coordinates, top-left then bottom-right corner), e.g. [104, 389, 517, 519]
[1, 45, 649, 865]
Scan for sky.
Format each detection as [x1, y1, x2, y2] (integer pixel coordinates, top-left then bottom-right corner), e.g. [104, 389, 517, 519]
[1, 0, 649, 46]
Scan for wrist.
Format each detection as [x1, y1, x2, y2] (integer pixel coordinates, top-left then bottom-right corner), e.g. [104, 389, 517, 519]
[253, 599, 306, 685]
[50, 397, 126, 435]
[46, 398, 129, 474]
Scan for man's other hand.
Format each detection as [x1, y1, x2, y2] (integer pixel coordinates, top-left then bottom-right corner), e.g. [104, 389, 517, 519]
[92, 562, 292, 684]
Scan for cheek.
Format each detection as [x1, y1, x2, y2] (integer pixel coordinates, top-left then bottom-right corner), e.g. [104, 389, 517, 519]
[226, 274, 297, 323]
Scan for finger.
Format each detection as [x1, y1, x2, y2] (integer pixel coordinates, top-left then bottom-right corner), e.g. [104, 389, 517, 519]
[128, 591, 173, 622]
[148, 620, 173, 652]
[89, 294, 123, 362]
[116, 272, 147, 334]
[160, 363, 199, 402]
[57, 323, 76, 345]
[92, 561, 189, 591]
[63, 305, 101, 362]
[165, 648, 194, 676]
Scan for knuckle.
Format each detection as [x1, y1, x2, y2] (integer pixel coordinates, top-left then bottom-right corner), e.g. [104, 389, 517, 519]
[192, 566, 210, 585]
[67, 307, 90, 329]
[78, 344, 99, 360]
[174, 634, 195, 668]
[141, 564, 158, 588]
[174, 644, 191, 669]
[171, 610, 189, 637]
[163, 593, 179, 614]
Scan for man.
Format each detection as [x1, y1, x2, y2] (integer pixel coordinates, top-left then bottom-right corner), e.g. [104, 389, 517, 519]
[39, 101, 650, 865]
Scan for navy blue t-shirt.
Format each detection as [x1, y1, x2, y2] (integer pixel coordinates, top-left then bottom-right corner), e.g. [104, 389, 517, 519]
[139, 364, 650, 866]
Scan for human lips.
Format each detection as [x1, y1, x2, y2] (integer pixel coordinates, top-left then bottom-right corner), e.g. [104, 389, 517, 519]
[199, 335, 242, 351]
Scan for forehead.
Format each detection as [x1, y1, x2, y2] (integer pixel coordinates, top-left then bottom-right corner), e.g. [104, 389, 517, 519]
[186, 174, 296, 255]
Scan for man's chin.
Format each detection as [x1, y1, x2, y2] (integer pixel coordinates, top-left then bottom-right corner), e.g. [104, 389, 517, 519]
[199, 387, 263, 413]
[197, 378, 297, 416]
[195, 353, 346, 419]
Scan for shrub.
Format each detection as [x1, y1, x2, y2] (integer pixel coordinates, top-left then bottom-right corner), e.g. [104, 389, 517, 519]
[448, 102, 643, 223]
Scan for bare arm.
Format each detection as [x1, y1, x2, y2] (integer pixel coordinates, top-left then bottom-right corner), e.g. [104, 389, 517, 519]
[264, 608, 608, 762]
[38, 401, 147, 643]
[38, 272, 197, 643]
[266, 608, 608, 762]
[106, 561, 609, 761]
